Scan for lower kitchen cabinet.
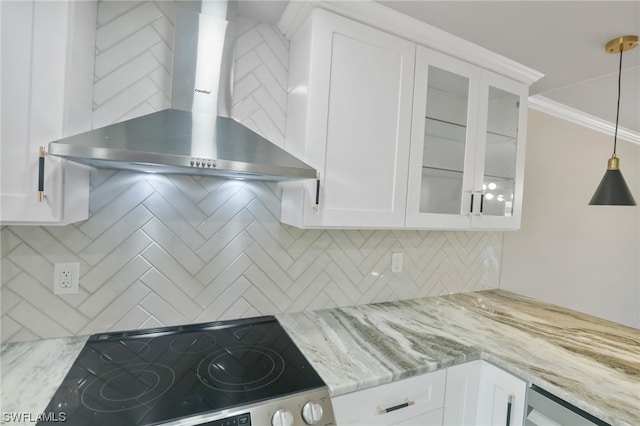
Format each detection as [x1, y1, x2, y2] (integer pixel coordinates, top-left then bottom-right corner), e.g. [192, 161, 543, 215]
[331, 361, 526, 425]
[331, 369, 446, 425]
[443, 360, 482, 425]
[444, 360, 527, 426]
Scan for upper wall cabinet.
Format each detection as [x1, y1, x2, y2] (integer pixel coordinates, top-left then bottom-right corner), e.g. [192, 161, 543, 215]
[405, 47, 529, 230]
[279, 1, 541, 230]
[280, 9, 416, 228]
[0, 0, 95, 226]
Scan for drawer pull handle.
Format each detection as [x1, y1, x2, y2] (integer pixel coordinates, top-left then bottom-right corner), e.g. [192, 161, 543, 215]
[376, 399, 415, 415]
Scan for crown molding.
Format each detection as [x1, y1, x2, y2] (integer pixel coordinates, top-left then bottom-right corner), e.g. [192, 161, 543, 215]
[528, 95, 640, 145]
[278, 0, 544, 86]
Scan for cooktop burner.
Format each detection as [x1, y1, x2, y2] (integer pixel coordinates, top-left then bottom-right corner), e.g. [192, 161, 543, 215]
[81, 363, 175, 413]
[197, 346, 285, 392]
[38, 316, 327, 425]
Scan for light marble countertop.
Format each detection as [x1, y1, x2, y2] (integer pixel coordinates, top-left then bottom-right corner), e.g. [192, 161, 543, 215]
[277, 289, 640, 426]
[0, 335, 87, 425]
[1, 290, 638, 425]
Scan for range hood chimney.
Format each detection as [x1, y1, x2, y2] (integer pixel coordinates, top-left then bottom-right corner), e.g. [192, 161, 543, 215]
[48, 0, 316, 181]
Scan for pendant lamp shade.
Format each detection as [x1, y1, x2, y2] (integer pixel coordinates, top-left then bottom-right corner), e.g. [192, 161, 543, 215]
[589, 35, 638, 206]
[589, 157, 636, 205]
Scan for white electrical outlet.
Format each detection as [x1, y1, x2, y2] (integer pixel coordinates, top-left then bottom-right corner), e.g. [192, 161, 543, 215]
[54, 263, 79, 295]
[391, 252, 403, 273]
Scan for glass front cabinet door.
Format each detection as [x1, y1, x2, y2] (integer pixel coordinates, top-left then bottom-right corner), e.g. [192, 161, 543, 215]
[406, 46, 528, 230]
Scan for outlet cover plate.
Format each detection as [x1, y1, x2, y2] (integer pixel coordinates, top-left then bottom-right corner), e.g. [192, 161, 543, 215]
[391, 252, 403, 273]
[54, 263, 79, 295]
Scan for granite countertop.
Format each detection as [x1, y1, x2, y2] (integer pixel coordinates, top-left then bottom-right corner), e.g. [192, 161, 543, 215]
[277, 289, 640, 426]
[1, 290, 638, 426]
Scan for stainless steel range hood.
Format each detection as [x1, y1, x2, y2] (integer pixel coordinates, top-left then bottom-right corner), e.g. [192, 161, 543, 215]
[48, 1, 316, 181]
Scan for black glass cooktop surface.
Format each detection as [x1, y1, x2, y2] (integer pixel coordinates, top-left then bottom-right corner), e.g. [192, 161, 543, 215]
[38, 316, 325, 425]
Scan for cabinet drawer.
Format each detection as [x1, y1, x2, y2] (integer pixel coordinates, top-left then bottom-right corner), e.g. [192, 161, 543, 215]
[332, 369, 446, 425]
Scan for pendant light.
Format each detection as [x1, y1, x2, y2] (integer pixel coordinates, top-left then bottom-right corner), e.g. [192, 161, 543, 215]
[589, 35, 638, 206]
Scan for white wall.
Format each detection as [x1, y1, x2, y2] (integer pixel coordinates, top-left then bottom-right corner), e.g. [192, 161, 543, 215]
[500, 109, 640, 328]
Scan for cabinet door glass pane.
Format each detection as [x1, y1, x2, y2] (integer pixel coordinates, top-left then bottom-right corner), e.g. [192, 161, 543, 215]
[420, 66, 469, 214]
[482, 86, 519, 217]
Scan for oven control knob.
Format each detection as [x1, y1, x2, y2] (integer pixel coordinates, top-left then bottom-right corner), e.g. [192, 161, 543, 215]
[271, 408, 294, 426]
[301, 401, 324, 424]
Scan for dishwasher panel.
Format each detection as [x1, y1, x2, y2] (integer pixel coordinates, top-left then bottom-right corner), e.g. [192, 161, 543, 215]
[526, 385, 610, 426]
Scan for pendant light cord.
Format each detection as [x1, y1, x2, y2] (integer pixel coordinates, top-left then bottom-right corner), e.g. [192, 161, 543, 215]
[613, 44, 623, 155]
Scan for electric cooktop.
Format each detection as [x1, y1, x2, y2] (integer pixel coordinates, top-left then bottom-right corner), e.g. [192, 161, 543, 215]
[38, 316, 334, 425]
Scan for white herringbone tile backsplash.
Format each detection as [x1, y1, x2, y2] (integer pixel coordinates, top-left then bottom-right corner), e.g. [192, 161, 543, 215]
[92, 0, 174, 128]
[0, 1, 502, 343]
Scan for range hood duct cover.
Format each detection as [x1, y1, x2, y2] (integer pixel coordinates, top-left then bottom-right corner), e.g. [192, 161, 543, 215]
[48, 1, 316, 181]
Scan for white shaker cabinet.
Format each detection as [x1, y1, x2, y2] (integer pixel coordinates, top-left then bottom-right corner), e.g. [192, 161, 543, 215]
[405, 46, 529, 230]
[280, 9, 415, 228]
[331, 361, 526, 426]
[331, 369, 446, 425]
[443, 360, 482, 425]
[444, 360, 527, 426]
[0, 0, 94, 225]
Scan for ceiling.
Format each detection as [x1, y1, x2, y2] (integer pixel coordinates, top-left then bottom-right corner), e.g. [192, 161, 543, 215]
[238, 1, 640, 134]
